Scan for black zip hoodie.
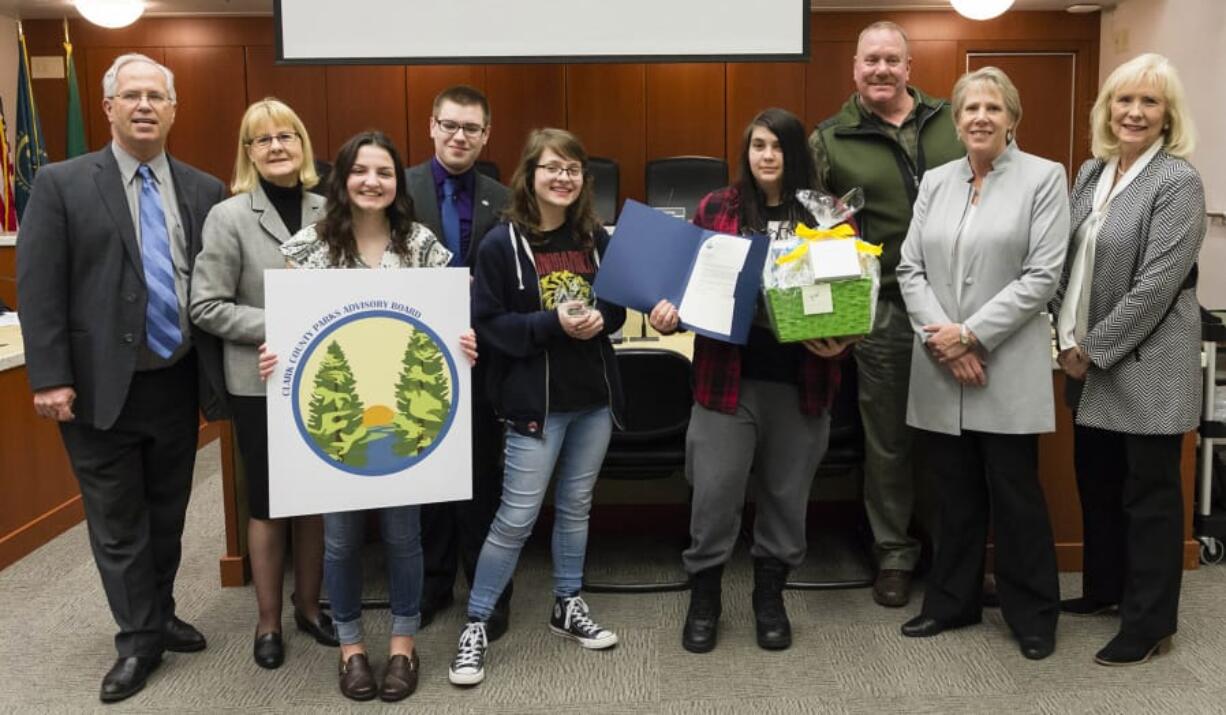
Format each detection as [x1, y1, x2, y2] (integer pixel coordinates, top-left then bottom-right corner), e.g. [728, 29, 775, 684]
[472, 221, 626, 437]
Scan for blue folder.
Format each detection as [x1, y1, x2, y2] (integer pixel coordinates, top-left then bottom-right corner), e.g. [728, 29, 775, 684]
[593, 199, 768, 345]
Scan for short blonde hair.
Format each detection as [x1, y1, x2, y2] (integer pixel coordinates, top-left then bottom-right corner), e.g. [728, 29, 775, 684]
[951, 66, 1023, 138]
[231, 97, 319, 194]
[1091, 53, 1195, 159]
[857, 21, 909, 56]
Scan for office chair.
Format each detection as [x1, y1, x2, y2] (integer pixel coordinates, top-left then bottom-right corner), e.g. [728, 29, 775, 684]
[583, 348, 693, 593]
[587, 156, 620, 225]
[645, 156, 728, 221]
[474, 160, 500, 182]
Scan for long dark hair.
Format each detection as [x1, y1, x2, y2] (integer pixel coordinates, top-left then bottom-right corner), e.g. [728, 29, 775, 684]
[735, 108, 817, 232]
[502, 128, 602, 250]
[317, 131, 416, 266]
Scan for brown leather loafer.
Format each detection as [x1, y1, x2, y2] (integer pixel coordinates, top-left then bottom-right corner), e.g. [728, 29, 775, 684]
[380, 651, 420, 702]
[873, 569, 913, 608]
[338, 653, 377, 701]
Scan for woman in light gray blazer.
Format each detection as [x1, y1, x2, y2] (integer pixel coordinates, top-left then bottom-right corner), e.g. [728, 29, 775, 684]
[190, 98, 336, 669]
[1051, 54, 1204, 666]
[896, 67, 1069, 660]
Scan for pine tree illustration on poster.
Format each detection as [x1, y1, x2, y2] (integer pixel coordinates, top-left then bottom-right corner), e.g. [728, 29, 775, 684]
[305, 340, 369, 465]
[393, 329, 451, 457]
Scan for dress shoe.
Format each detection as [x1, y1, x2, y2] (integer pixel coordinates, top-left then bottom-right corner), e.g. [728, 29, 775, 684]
[752, 557, 792, 650]
[873, 569, 913, 608]
[1061, 596, 1118, 616]
[682, 565, 722, 654]
[1094, 632, 1173, 666]
[338, 653, 378, 701]
[380, 651, 420, 702]
[253, 631, 284, 670]
[1018, 635, 1055, 660]
[100, 655, 161, 703]
[294, 607, 339, 647]
[164, 616, 207, 653]
[900, 614, 980, 638]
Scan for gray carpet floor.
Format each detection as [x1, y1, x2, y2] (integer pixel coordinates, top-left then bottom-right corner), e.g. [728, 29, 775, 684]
[3, 442, 1226, 713]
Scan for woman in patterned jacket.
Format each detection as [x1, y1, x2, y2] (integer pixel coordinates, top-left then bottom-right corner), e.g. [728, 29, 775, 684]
[259, 130, 477, 701]
[1051, 53, 1205, 666]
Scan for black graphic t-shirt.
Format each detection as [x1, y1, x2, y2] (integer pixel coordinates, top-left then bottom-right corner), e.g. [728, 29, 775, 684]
[533, 223, 609, 412]
[741, 202, 805, 385]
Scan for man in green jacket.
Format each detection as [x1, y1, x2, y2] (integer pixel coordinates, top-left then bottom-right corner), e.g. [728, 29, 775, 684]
[809, 20, 964, 608]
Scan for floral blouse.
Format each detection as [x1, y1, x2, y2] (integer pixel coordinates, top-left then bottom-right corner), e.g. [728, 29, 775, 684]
[280, 221, 452, 269]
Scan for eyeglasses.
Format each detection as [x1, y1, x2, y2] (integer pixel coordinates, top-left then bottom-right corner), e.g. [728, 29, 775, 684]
[247, 131, 300, 150]
[536, 163, 584, 180]
[111, 90, 171, 107]
[434, 118, 487, 138]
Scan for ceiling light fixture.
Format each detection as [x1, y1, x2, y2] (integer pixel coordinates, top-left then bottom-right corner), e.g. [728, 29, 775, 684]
[950, 0, 1016, 21]
[75, 0, 145, 29]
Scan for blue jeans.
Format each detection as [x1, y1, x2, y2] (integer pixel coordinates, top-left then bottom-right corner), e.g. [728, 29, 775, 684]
[467, 407, 612, 620]
[324, 505, 422, 645]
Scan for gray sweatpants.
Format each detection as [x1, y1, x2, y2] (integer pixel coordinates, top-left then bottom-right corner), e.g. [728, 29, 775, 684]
[682, 378, 831, 574]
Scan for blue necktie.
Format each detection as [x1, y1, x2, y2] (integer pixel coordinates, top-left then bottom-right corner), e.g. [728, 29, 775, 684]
[441, 176, 462, 266]
[137, 164, 182, 358]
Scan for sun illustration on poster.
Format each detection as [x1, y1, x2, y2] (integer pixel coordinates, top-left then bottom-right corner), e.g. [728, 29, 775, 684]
[291, 310, 459, 476]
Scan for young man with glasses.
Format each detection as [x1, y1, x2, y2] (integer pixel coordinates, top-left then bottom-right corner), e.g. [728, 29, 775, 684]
[405, 85, 513, 639]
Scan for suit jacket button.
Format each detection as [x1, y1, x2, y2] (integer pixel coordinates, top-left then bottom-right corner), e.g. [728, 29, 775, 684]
[123, 292, 136, 302]
[964, 277, 974, 285]
[122, 333, 135, 344]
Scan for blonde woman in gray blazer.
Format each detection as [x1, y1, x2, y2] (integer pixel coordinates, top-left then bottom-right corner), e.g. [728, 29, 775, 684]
[190, 99, 336, 670]
[896, 68, 1069, 660]
[1050, 54, 1204, 666]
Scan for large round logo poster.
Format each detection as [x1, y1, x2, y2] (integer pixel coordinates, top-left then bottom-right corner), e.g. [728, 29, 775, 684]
[264, 268, 472, 518]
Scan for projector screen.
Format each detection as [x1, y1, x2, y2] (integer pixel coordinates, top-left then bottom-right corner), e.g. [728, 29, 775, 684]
[275, 0, 809, 64]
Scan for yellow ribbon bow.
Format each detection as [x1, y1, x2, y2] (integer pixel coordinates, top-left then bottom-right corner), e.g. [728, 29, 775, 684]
[775, 223, 881, 265]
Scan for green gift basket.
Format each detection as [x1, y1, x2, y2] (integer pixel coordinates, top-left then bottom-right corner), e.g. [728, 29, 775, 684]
[765, 277, 875, 342]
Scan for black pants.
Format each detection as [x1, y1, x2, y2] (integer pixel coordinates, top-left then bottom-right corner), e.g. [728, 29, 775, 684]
[921, 429, 1059, 638]
[420, 374, 509, 608]
[1074, 425, 1183, 640]
[59, 355, 200, 658]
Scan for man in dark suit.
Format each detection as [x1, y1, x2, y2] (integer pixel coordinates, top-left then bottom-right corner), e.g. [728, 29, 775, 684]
[406, 85, 513, 638]
[17, 54, 226, 704]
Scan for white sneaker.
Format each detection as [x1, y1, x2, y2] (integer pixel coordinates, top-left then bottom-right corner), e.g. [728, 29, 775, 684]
[448, 621, 488, 686]
[549, 595, 619, 650]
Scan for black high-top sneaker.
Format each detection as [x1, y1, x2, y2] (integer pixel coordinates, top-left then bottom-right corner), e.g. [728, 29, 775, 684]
[448, 620, 488, 686]
[549, 595, 619, 649]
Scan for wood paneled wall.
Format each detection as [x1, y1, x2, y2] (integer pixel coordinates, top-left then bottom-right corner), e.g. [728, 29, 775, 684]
[24, 12, 1098, 204]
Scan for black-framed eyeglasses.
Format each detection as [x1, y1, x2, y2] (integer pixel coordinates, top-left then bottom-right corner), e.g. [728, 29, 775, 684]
[247, 131, 300, 150]
[434, 118, 487, 138]
[535, 163, 584, 180]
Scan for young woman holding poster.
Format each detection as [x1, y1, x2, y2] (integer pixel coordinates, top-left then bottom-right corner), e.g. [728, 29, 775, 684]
[447, 128, 626, 687]
[648, 108, 851, 654]
[258, 130, 476, 702]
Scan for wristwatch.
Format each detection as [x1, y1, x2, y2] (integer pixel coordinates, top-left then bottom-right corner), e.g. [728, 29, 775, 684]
[958, 323, 971, 346]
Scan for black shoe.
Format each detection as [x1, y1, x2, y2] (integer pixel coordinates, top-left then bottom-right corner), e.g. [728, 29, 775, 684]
[100, 655, 161, 703]
[1018, 635, 1055, 660]
[1094, 632, 1173, 666]
[163, 616, 206, 653]
[294, 607, 339, 647]
[682, 565, 722, 654]
[900, 614, 980, 638]
[752, 557, 792, 651]
[420, 591, 455, 629]
[253, 631, 284, 669]
[1061, 596, 1118, 616]
[873, 569, 913, 608]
